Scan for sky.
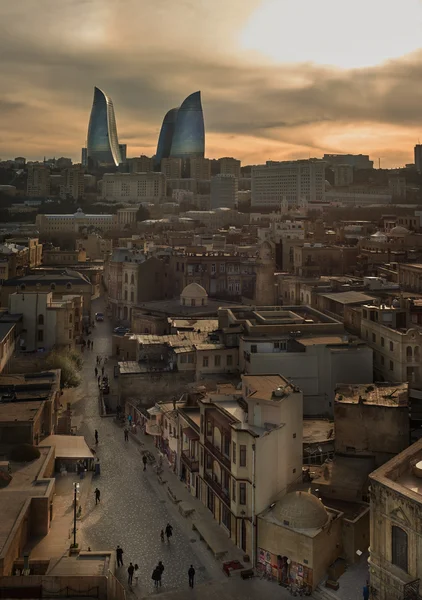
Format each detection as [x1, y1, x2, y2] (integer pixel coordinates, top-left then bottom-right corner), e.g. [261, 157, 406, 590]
[1, 0, 422, 167]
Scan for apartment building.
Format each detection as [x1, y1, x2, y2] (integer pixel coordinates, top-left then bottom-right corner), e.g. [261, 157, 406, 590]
[128, 155, 154, 173]
[181, 375, 303, 558]
[251, 159, 325, 208]
[210, 174, 238, 209]
[219, 157, 241, 179]
[35, 209, 115, 235]
[218, 305, 373, 416]
[101, 172, 166, 202]
[190, 157, 211, 180]
[76, 234, 112, 260]
[160, 157, 182, 179]
[0, 243, 30, 280]
[6, 237, 43, 268]
[293, 243, 359, 277]
[59, 166, 85, 200]
[9, 291, 82, 351]
[257, 219, 305, 245]
[27, 165, 50, 197]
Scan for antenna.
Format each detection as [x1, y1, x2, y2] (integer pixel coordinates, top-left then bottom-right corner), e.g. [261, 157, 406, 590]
[378, 157, 381, 169]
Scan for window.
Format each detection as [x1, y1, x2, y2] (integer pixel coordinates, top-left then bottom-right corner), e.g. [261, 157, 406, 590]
[392, 526, 408, 572]
[130, 291, 134, 302]
[232, 480, 236, 502]
[37, 329, 44, 342]
[381, 336, 385, 347]
[251, 344, 257, 354]
[232, 441, 236, 464]
[381, 356, 385, 366]
[69, 330, 72, 340]
[240, 445, 247, 467]
[390, 361, 394, 371]
[38, 314, 44, 325]
[50, 283, 56, 291]
[239, 482, 246, 505]
[66, 283, 72, 290]
[200, 414, 204, 434]
[223, 434, 230, 457]
[200, 447, 203, 465]
[164, 420, 168, 430]
[390, 341, 394, 351]
[206, 420, 212, 436]
[69, 314, 73, 324]
[203, 356, 209, 367]
[214, 355, 221, 367]
[372, 333, 376, 343]
[130, 274, 134, 284]
[227, 355, 233, 367]
[124, 273, 128, 284]
[293, 433, 296, 439]
[124, 290, 128, 301]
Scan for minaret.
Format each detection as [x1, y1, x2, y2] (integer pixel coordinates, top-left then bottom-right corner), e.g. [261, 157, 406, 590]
[254, 241, 276, 306]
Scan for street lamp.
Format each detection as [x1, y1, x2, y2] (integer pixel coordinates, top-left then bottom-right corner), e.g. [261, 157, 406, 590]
[73, 482, 80, 548]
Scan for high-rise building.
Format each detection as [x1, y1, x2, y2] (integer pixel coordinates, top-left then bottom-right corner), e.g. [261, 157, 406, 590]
[119, 144, 127, 163]
[170, 91, 205, 159]
[161, 157, 182, 179]
[60, 166, 85, 200]
[81, 147, 88, 168]
[210, 174, 238, 209]
[251, 160, 325, 208]
[415, 144, 422, 173]
[219, 157, 241, 178]
[101, 172, 166, 202]
[323, 153, 373, 170]
[129, 155, 154, 173]
[87, 87, 122, 168]
[27, 165, 50, 198]
[190, 157, 211, 180]
[155, 108, 179, 166]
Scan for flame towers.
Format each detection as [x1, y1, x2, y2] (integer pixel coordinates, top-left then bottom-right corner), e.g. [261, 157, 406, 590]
[87, 87, 122, 168]
[155, 91, 205, 164]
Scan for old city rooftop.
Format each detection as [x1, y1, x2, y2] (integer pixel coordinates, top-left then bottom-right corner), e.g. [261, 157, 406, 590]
[242, 374, 299, 402]
[335, 383, 408, 406]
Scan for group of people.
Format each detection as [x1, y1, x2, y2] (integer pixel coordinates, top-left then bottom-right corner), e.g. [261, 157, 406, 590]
[81, 338, 94, 352]
[96, 355, 107, 366]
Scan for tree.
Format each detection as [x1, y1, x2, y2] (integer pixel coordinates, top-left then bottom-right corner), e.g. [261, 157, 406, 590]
[46, 349, 83, 388]
[136, 206, 150, 222]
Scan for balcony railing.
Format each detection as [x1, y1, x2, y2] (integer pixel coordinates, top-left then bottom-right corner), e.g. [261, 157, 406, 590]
[204, 471, 230, 506]
[181, 452, 199, 472]
[204, 439, 231, 469]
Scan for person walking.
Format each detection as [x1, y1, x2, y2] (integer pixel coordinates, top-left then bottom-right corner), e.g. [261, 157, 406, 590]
[91, 340, 94, 351]
[94, 430, 99, 444]
[157, 561, 164, 587]
[134, 564, 139, 585]
[97, 375, 101, 387]
[152, 566, 160, 588]
[94, 366, 98, 377]
[128, 562, 134, 585]
[160, 529, 165, 543]
[116, 546, 124, 567]
[94, 487, 101, 505]
[142, 454, 147, 471]
[188, 565, 195, 588]
[124, 428, 129, 442]
[101, 366, 104, 376]
[165, 523, 173, 542]
[363, 581, 370, 600]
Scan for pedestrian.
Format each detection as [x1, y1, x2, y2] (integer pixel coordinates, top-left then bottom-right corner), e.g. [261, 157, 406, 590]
[134, 564, 139, 585]
[128, 562, 134, 585]
[165, 523, 173, 542]
[94, 487, 101, 504]
[96, 355, 99, 365]
[188, 565, 195, 588]
[160, 529, 165, 543]
[101, 366, 104, 376]
[91, 341, 94, 351]
[124, 427, 129, 442]
[95, 429, 99, 444]
[152, 567, 160, 588]
[157, 561, 164, 587]
[116, 545, 124, 567]
[142, 454, 147, 471]
[363, 581, 370, 600]
[94, 366, 98, 377]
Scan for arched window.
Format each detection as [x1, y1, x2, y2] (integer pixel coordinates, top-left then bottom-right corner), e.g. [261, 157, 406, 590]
[50, 283, 56, 291]
[66, 282, 72, 290]
[130, 274, 134, 285]
[124, 273, 128, 284]
[406, 346, 413, 359]
[38, 314, 44, 325]
[69, 314, 73, 324]
[392, 526, 408, 572]
[124, 290, 128, 301]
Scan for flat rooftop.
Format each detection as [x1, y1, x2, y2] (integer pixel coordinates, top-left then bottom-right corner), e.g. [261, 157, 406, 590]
[335, 383, 408, 407]
[371, 438, 422, 503]
[0, 399, 45, 422]
[318, 291, 376, 305]
[242, 374, 296, 402]
[303, 420, 334, 444]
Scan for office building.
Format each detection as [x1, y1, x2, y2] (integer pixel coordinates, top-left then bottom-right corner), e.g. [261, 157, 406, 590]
[86, 86, 122, 168]
[155, 107, 179, 166]
[81, 147, 88, 168]
[26, 165, 50, 198]
[161, 157, 182, 179]
[210, 174, 238, 209]
[59, 166, 85, 200]
[219, 157, 241, 178]
[169, 91, 205, 159]
[323, 154, 373, 170]
[101, 172, 166, 202]
[251, 160, 325, 208]
[35, 209, 115, 236]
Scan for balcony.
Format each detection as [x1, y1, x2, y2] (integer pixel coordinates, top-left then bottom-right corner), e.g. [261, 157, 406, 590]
[181, 451, 199, 472]
[204, 472, 230, 506]
[205, 439, 231, 469]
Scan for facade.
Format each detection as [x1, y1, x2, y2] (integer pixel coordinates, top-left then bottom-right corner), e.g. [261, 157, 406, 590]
[414, 144, 422, 173]
[101, 172, 166, 202]
[76, 233, 112, 260]
[35, 209, 115, 235]
[60, 166, 85, 200]
[128, 155, 154, 173]
[219, 157, 241, 179]
[323, 153, 373, 169]
[369, 438, 422, 600]
[210, 174, 238, 209]
[27, 165, 50, 197]
[190, 157, 211, 180]
[333, 164, 354, 186]
[293, 244, 359, 277]
[0, 243, 30, 280]
[9, 291, 82, 351]
[170, 91, 205, 159]
[87, 86, 122, 168]
[7, 238, 43, 269]
[155, 107, 179, 165]
[251, 160, 325, 208]
[160, 157, 182, 179]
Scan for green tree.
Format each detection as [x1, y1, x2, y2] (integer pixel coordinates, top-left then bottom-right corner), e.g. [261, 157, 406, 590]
[136, 206, 150, 222]
[46, 349, 83, 388]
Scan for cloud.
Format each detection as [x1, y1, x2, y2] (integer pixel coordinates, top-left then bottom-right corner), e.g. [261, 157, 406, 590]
[0, 0, 419, 165]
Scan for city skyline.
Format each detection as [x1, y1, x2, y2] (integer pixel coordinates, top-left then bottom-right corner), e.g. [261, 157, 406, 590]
[2, 0, 422, 166]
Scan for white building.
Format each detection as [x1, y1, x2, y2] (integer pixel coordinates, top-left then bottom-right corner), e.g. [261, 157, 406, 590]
[251, 160, 325, 208]
[325, 190, 392, 206]
[101, 172, 166, 202]
[258, 219, 305, 244]
[210, 174, 238, 209]
[35, 209, 115, 234]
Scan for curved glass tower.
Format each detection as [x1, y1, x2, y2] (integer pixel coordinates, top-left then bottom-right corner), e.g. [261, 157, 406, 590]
[87, 87, 122, 168]
[155, 107, 179, 166]
[170, 91, 205, 159]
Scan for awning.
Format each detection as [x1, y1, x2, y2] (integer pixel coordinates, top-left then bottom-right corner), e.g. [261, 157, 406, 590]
[39, 434, 94, 460]
[183, 427, 199, 441]
[147, 406, 161, 416]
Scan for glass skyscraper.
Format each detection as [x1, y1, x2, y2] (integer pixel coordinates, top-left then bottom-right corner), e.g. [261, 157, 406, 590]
[170, 91, 205, 159]
[155, 108, 179, 166]
[87, 87, 122, 168]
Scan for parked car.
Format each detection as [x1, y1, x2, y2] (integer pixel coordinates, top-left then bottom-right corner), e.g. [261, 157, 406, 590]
[95, 312, 104, 322]
[113, 326, 130, 335]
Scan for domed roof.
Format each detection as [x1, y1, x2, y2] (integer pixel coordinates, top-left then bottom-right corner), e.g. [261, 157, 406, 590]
[272, 492, 328, 530]
[389, 226, 409, 236]
[180, 282, 208, 299]
[370, 231, 387, 241]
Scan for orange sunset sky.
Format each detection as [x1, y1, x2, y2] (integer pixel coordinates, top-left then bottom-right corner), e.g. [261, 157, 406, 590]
[2, 0, 422, 167]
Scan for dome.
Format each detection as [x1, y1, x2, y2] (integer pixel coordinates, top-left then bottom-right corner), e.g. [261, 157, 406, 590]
[370, 231, 387, 242]
[271, 491, 328, 530]
[389, 226, 409, 237]
[180, 282, 208, 307]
